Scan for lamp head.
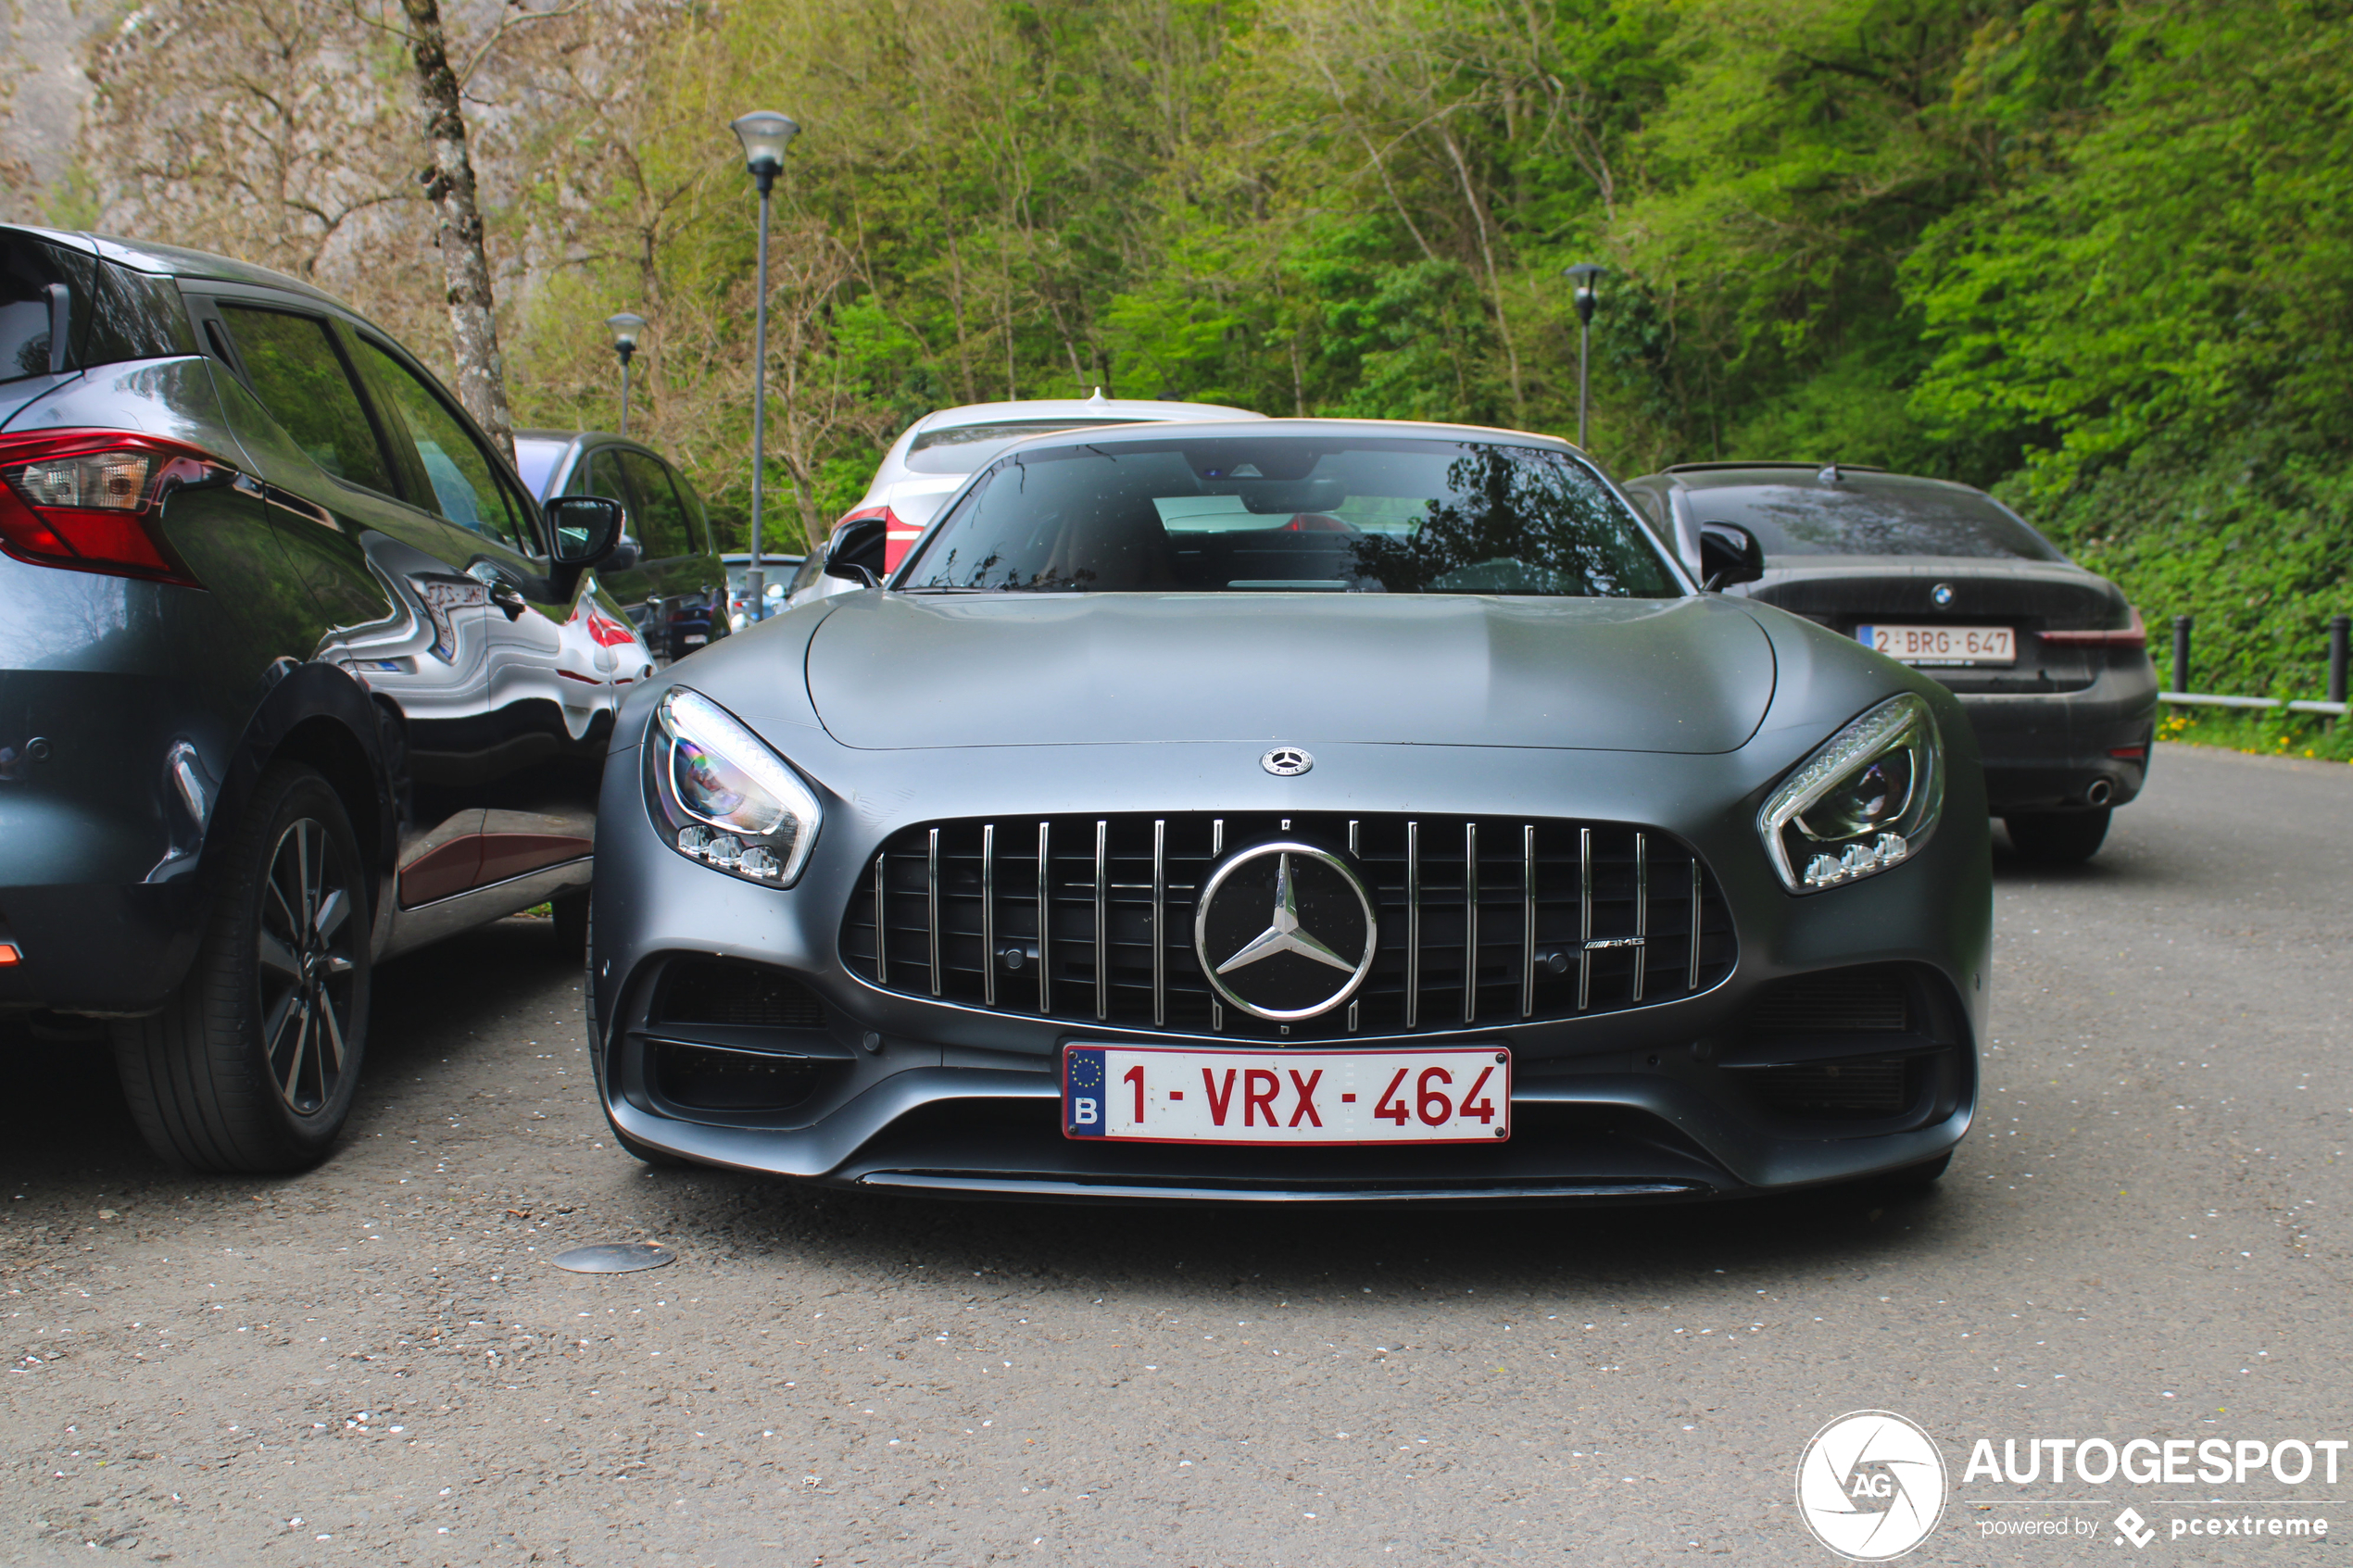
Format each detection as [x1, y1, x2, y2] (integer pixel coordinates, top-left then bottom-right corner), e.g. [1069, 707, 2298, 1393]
[1565, 262, 1607, 324]
[605, 311, 646, 360]
[730, 111, 800, 181]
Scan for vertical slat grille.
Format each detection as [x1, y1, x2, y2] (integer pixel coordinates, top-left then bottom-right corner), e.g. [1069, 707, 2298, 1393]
[840, 812, 1735, 1041]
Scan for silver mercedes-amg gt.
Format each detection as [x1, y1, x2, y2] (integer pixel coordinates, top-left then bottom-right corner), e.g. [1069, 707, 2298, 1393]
[588, 420, 1989, 1203]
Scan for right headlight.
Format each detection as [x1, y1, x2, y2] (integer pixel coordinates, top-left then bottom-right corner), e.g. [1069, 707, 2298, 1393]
[647, 686, 822, 886]
[1758, 693, 1944, 893]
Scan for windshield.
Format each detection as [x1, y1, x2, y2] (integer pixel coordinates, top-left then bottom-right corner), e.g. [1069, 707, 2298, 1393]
[899, 436, 1680, 596]
[1698, 483, 2063, 561]
[904, 418, 1163, 475]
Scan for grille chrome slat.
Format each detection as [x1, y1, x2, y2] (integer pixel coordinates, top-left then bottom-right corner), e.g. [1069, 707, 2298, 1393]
[1689, 858, 1703, 992]
[1036, 822, 1051, 1015]
[1463, 822, 1478, 1025]
[1521, 824, 1537, 1020]
[981, 823, 997, 1007]
[1151, 819, 1168, 1027]
[926, 828, 942, 997]
[1631, 831, 1648, 1004]
[843, 812, 1734, 1041]
[1405, 821, 1422, 1031]
[1094, 820, 1110, 1023]
[873, 853, 888, 986]
[1578, 827, 1593, 1011]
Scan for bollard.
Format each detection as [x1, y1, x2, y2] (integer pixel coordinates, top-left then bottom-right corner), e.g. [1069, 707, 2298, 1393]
[2171, 615, 2193, 695]
[2331, 614, 2349, 707]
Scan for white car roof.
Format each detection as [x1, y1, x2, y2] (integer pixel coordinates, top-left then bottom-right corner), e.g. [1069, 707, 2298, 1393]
[903, 395, 1260, 433]
[857, 395, 1266, 502]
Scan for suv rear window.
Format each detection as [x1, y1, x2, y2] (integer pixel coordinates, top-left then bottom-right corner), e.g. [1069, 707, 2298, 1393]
[0, 237, 94, 383]
[1694, 482, 2062, 561]
[0, 235, 195, 385]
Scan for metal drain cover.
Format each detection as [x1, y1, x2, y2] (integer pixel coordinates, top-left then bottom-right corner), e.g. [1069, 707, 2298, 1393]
[552, 1242, 675, 1274]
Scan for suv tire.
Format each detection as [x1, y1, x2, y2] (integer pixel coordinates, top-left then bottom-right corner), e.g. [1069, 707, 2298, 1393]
[112, 763, 372, 1173]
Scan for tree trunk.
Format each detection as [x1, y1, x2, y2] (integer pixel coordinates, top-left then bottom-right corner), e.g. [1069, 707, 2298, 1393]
[399, 0, 515, 463]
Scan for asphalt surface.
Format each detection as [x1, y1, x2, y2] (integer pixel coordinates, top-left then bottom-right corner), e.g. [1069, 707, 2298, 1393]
[4, 741, 2349, 1567]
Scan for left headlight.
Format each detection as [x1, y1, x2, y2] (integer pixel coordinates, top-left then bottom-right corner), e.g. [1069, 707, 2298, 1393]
[647, 686, 822, 886]
[1758, 693, 1944, 893]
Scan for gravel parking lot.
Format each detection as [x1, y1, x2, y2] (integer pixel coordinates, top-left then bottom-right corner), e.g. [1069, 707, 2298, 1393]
[5, 742, 2348, 1566]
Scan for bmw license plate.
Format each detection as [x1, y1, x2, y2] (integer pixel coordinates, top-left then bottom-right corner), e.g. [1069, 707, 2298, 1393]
[1856, 623, 2015, 666]
[1062, 1044, 1510, 1146]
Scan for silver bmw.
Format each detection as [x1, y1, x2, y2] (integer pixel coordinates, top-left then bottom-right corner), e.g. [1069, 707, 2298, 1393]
[587, 420, 1989, 1203]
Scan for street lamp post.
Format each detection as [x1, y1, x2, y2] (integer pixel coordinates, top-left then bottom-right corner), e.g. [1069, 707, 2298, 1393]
[605, 311, 646, 437]
[730, 109, 800, 622]
[1564, 263, 1606, 451]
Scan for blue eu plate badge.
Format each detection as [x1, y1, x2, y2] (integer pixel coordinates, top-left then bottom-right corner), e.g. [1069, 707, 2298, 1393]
[1064, 1047, 1108, 1136]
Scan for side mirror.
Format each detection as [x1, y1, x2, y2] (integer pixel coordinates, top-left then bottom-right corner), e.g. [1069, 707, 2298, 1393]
[824, 515, 888, 588]
[545, 495, 625, 567]
[1698, 521, 1765, 592]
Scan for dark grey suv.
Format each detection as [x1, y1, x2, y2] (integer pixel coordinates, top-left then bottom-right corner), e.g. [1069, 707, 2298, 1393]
[0, 224, 688, 1172]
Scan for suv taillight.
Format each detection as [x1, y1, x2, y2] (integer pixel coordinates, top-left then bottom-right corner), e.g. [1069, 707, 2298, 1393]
[0, 429, 236, 587]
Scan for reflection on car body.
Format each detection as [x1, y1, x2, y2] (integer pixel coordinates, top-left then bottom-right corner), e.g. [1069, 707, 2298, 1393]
[513, 429, 729, 663]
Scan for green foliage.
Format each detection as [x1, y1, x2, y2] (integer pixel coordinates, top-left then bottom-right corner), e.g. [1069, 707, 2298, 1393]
[2013, 427, 2353, 700]
[463, 0, 2352, 692]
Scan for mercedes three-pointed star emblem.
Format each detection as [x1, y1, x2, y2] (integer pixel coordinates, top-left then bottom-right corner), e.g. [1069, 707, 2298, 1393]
[1214, 853, 1358, 978]
[1192, 841, 1378, 1022]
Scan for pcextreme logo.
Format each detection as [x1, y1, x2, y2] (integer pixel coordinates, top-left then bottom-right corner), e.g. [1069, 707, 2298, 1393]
[1796, 1411, 1949, 1561]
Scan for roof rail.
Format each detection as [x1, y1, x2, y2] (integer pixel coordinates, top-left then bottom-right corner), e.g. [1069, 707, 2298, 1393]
[1659, 460, 1892, 475]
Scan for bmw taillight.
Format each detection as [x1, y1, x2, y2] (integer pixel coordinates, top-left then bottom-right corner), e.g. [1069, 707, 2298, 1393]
[0, 429, 238, 587]
[2038, 606, 2147, 649]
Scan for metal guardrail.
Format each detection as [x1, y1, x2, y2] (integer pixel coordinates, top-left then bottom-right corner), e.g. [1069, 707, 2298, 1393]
[2161, 692, 2350, 717]
[2164, 612, 2349, 718]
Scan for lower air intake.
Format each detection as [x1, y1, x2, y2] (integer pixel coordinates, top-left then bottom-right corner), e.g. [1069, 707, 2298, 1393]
[656, 959, 825, 1030]
[1746, 1057, 1912, 1118]
[651, 1041, 829, 1112]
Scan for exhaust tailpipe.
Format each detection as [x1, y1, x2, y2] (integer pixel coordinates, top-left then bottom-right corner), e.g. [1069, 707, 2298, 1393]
[2085, 778, 2115, 807]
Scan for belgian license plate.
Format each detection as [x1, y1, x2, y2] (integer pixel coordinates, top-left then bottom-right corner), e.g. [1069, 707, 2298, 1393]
[1856, 623, 2015, 665]
[1062, 1044, 1510, 1146]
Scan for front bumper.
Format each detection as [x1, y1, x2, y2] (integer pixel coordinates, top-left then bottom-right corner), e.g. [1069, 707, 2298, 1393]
[590, 734, 1991, 1204]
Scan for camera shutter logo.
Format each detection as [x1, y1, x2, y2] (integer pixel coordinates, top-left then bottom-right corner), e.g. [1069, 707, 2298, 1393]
[1795, 1411, 1946, 1561]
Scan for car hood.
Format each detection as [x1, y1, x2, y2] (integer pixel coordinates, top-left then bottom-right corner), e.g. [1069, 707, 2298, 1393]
[804, 593, 1776, 752]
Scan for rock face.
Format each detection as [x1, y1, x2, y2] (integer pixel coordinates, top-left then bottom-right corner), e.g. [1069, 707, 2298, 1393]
[2, 0, 102, 208]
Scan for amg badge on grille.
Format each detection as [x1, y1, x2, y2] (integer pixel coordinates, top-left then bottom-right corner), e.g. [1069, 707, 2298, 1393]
[1193, 842, 1377, 1022]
